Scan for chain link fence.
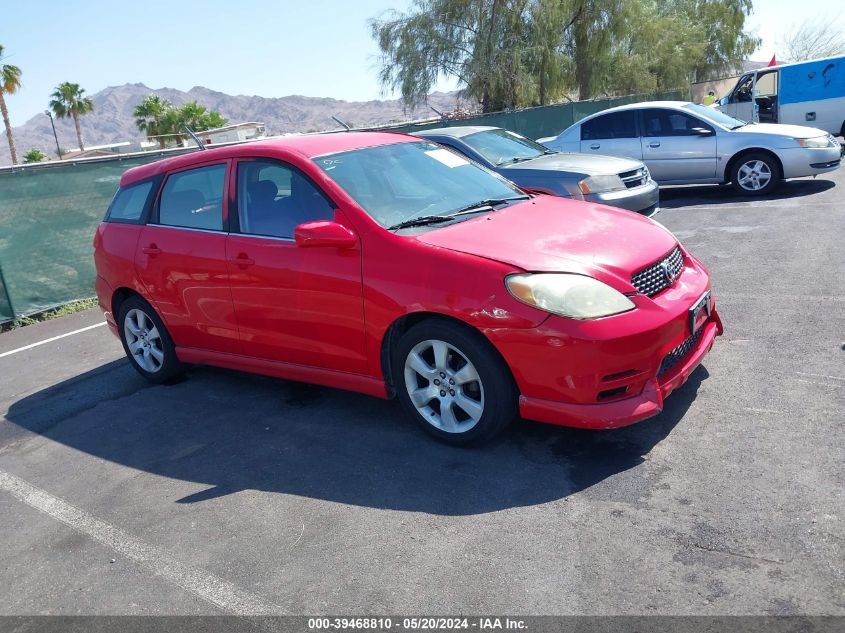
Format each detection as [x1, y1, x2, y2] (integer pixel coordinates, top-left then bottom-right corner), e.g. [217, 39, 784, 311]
[0, 149, 192, 323]
[0, 90, 687, 324]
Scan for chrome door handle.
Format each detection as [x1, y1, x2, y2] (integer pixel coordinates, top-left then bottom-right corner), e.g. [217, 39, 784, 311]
[649, 141, 661, 148]
[142, 244, 161, 256]
[590, 144, 600, 150]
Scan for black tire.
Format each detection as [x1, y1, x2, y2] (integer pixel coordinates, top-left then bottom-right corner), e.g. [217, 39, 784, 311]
[730, 152, 780, 195]
[117, 295, 185, 383]
[392, 318, 517, 446]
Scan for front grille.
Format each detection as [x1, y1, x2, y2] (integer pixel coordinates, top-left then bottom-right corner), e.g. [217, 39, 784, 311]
[619, 168, 647, 189]
[658, 327, 704, 377]
[631, 246, 684, 297]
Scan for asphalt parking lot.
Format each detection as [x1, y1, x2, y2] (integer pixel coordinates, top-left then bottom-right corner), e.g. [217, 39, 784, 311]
[0, 170, 843, 617]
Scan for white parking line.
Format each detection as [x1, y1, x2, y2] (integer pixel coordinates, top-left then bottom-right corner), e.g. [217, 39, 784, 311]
[0, 322, 107, 359]
[796, 378, 845, 390]
[796, 371, 845, 382]
[0, 469, 285, 615]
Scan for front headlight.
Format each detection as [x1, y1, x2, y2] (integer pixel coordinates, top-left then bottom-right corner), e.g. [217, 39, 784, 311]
[506, 273, 635, 319]
[578, 174, 626, 194]
[796, 135, 835, 148]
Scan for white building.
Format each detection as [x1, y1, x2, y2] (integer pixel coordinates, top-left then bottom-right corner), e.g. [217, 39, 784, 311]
[192, 122, 267, 145]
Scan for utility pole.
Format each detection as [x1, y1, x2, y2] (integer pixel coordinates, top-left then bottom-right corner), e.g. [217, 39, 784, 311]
[44, 110, 62, 159]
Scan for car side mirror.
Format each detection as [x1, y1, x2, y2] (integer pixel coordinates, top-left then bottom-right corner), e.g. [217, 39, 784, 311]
[691, 127, 713, 136]
[719, 96, 729, 106]
[294, 220, 357, 249]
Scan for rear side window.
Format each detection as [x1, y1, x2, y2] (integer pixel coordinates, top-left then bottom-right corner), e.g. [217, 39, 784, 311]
[581, 112, 638, 140]
[158, 164, 226, 231]
[106, 180, 155, 223]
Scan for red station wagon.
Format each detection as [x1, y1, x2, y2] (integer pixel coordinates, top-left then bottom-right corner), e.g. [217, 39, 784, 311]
[94, 132, 723, 445]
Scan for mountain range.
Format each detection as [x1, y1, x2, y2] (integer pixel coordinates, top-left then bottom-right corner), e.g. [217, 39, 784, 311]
[4, 83, 466, 165]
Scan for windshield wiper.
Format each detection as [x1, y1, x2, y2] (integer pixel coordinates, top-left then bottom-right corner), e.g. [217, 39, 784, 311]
[387, 215, 460, 230]
[730, 122, 750, 130]
[448, 195, 530, 215]
[498, 156, 539, 165]
[387, 195, 530, 231]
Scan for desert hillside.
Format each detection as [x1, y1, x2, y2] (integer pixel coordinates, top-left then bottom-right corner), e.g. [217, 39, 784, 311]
[4, 83, 466, 164]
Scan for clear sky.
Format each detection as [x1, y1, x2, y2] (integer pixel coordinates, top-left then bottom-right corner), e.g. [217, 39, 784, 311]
[1, 0, 843, 127]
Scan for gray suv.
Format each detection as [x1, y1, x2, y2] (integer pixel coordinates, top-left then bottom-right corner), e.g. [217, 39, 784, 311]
[415, 126, 660, 216]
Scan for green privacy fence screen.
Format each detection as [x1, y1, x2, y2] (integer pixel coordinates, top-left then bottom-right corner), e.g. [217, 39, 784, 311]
[0, 265, 13, 323]
[0, 149, 192, 323]
[379, 90, 689, 138]
[0, 90, 687, 323]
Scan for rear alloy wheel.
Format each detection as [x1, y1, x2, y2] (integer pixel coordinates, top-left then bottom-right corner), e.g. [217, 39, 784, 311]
[731, 153, 780, 195]
[118, 296, 184, 383]
[394, 320, 516, 445]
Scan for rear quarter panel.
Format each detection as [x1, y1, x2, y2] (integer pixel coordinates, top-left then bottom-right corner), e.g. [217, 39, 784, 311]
[93, 223, 148, 320]
[541, 127, 580, 153]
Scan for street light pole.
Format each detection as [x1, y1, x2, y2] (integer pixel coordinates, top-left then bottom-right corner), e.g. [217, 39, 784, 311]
[44, 110, 61, 159]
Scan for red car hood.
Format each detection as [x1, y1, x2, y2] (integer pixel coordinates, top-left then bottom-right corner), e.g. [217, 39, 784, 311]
[415, 196, 678, 291]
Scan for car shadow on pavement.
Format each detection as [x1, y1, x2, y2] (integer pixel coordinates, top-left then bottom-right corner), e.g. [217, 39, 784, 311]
[659, 178, 835, 209]
[4, 359, 708, 516]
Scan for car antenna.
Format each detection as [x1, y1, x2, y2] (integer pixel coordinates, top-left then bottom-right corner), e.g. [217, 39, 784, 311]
[184, 125, 207, 150]
[430, 105, 445, 118]
[332, 116, 351, 132]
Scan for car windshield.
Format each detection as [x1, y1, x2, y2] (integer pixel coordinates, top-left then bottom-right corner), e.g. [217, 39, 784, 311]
[462, 129, 551, 165]
[683, 103, 748, 129]
[313, 140, 525, 228]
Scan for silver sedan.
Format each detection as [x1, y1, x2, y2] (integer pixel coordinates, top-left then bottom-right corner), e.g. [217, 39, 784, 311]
[538, 101, 842, 195]
[415, 126, 660, 215]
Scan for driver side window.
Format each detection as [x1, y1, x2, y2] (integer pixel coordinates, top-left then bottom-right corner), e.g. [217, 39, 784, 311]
[236, 160, 334, 239]
[732, 75, 754, 103]
[642, 110, 714, 137]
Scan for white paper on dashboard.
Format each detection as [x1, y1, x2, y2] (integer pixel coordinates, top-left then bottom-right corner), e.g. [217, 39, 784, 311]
[425, 149, 469, 168]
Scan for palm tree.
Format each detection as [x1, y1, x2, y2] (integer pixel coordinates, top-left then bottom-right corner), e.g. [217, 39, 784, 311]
[0, 44, 23, 165]
[168, 101, 227, 146]
[133, 94, 172, 148]
[49, 82, 94, 151]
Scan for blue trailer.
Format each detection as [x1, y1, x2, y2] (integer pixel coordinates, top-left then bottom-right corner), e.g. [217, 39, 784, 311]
[717, 55, 845, 137]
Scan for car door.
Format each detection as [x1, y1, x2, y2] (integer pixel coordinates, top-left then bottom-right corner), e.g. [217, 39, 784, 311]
[639, 108, 717, 183]
[135, 160, 241, 354]
[724, 73, 755, 122]
[752, 69, 779, 123]
[578, 110, 643, 161]
[225, 157, 368, 373]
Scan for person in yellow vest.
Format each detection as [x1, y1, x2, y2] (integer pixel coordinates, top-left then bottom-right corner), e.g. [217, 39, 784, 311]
[704, 90, 716, 106]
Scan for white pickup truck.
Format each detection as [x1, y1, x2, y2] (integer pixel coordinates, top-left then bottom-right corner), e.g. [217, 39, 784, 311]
[717, 55, 845, 138]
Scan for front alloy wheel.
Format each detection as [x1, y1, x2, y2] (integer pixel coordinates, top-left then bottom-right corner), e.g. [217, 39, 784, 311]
[404, 339, 485, 434]
[393, 319, 517, 445]
[731, 153, 779, 195]
[737, 160, 771, 191]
